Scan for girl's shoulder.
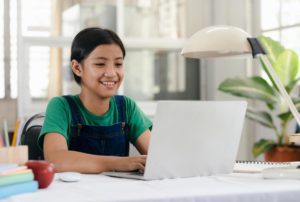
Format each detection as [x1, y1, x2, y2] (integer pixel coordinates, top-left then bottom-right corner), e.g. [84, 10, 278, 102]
[50, 94, 78, 102]
[47, 95, 78, 112]
[49, 95, 69, 104]
[48, 96, 66, 107]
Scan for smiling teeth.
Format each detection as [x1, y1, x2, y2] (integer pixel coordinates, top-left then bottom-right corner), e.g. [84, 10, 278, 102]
[102, 81, 115, 87]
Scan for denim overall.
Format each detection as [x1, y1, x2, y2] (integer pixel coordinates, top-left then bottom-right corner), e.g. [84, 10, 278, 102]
[63, 95, 130, 156]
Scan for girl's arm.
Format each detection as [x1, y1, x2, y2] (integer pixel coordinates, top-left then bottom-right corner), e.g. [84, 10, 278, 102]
[43, 133, 146, 173]
[134, 129, 151, 155]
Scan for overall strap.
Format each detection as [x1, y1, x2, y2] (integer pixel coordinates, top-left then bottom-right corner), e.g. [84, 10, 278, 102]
[63, 95, 85, 125]
[114, 95, 126, 123]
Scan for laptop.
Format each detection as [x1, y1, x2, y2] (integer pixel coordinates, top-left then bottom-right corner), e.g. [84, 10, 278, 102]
[103, 101, 247, 180]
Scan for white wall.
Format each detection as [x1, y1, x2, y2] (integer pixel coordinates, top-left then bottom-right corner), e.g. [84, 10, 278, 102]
[0, 100, 17, 130]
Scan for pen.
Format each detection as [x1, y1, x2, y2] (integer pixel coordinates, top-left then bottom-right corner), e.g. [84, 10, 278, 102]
[3, 120, 9, 147]
[15, 119, 24, 146]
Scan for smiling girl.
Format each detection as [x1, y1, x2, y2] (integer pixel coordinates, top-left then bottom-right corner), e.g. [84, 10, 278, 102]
[38, 27, 152, 173]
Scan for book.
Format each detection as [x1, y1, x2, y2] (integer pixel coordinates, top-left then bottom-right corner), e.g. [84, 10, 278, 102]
[0, 163, 18, 172]
[233, 160, 299, 173]
[0, 166, 28, 175]
[0, 180, 38, 199]
[0, 170, 34, 186]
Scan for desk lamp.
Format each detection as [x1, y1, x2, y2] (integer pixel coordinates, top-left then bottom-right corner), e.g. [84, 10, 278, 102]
[181, 25, 300, 127]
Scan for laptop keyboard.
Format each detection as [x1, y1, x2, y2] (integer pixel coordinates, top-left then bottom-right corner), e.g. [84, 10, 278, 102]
[128, 172, 144, 176]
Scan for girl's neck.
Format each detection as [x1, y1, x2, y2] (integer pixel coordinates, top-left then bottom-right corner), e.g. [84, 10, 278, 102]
[79, 92, 110, 116]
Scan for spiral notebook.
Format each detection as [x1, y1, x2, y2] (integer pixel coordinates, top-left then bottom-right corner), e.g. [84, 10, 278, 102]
[233, 161, 300, 173]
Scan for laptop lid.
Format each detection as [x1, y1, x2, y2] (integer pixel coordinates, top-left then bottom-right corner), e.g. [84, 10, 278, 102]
[103, 101, 247, 180]
[143, 101, 247, 180]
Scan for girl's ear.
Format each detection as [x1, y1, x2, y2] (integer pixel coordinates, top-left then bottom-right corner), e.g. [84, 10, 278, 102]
[71, 60, 82, 77]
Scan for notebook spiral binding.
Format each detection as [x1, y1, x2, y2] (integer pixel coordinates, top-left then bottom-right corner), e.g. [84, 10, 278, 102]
[235, 160, 290, 165]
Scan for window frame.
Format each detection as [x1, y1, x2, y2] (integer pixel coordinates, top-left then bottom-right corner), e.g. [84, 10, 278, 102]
[257, 0, 300, 45]
[1, 0, 12, 100]
[17, 37, 72, 118]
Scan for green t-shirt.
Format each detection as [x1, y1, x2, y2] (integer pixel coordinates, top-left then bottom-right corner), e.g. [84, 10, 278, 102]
[38, 95, 152, 149]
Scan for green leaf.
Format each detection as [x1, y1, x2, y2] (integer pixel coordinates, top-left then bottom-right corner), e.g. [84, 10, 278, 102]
[278, 100, 300, 122]
[246, 107, 276, 129]
[274, 50, 299, 87]
[285, 77, 300, 93]
[258, 35, 285, 66]
[266, 103, 275, 110]
[278, 111, 290, 122]
[218, 76, 278, 105]
[252, 139, 276, 158]
[258, 36, 299, 93]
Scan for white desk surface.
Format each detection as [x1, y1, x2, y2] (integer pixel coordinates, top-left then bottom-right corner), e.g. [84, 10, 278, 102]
[3, 173, 300, 202]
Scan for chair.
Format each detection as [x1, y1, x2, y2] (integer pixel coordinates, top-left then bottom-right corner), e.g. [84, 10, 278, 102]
[21, 113, 45, 160]
[296, 124, 300, 133]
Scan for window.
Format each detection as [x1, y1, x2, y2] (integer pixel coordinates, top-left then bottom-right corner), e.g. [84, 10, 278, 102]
[259, 0, 300, 86]
[22, 0, 52, 37]
[124, 50, 199, 101]
[19, 0, 198, 101]
[0, 0, 18, 99]
[0, 0, 4, 98]
[22, 0, 52, 99]
[260, 0, 300, 55]
[11, 0, 199, 118]
[10, 0, 17, 98]
[123, 0, 186, 38]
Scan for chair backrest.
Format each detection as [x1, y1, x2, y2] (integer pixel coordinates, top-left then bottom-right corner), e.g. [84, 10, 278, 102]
[296, 124, 300, 133]
[21, 113, 45, 160]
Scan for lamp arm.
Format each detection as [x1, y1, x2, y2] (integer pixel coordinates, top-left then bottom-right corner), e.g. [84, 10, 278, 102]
[258, 54, 300, 126]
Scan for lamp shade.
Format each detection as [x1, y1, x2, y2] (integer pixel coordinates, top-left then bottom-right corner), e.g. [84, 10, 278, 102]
[181, 25, 252, 59]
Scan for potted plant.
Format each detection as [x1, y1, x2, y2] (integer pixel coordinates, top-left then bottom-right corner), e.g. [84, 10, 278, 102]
[218, 35, 300, 161]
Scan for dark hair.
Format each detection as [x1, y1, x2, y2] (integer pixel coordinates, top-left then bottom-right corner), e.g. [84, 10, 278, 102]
[70, 27, 126, 84]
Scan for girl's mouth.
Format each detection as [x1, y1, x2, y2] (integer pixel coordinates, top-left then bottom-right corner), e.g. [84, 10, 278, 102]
[100, 81, 117, 88]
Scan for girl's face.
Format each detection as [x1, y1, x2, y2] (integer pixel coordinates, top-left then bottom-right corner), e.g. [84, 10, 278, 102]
[74, 44, 124, 99]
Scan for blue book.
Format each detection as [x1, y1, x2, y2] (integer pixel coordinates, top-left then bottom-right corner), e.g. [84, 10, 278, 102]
[0, 180, 38, 199]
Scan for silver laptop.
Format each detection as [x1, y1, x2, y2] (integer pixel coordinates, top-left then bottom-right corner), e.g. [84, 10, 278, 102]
[103, 101, 247, 180]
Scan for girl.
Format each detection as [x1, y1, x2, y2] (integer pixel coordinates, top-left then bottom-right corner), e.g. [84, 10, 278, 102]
[38, 27, 152, 173]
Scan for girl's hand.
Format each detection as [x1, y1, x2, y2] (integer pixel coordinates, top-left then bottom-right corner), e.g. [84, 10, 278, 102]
[113, 155, 147, 173]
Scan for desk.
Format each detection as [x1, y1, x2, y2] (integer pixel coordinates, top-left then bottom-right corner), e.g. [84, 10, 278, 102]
[3, 173, 300, 202]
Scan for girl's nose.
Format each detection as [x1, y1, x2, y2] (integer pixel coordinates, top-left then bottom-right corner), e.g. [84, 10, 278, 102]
[104, 67, 116, 77]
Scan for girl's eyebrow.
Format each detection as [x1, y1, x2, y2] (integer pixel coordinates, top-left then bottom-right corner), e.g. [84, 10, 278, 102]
[93, 57, 107, 60]
[92, 57, 123, 60]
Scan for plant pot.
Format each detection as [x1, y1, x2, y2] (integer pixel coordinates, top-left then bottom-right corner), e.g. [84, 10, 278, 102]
[264, 146, 300, 162]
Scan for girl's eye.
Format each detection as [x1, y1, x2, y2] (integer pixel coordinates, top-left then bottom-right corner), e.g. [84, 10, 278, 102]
[115, 63, 123, 67]
[95, 63, 105, 66]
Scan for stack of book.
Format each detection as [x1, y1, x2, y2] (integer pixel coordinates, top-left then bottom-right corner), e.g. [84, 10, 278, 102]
[0, 163, 38, 199]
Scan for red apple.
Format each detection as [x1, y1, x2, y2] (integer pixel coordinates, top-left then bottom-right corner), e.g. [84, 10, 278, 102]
[25, 160, 55, 189]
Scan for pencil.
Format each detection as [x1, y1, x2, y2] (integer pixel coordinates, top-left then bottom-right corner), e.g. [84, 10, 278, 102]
[3, 120, 9, 147]
[0, 131, 3, 148]
[11, 120, 19, 146]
